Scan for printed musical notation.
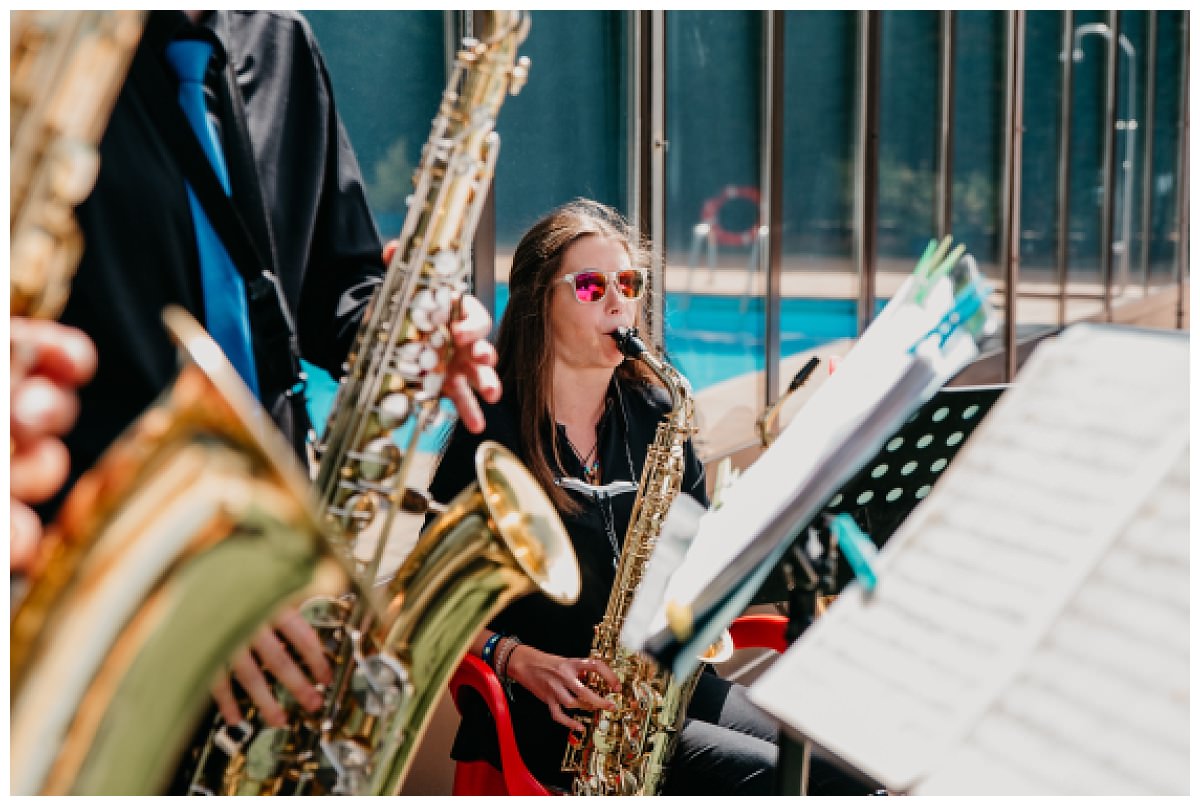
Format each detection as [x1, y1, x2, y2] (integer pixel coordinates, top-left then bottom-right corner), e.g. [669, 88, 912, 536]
[749, 324, 1188, 795]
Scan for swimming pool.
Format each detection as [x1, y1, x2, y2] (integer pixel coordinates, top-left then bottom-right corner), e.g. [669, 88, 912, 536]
[302, 290, 864, 449]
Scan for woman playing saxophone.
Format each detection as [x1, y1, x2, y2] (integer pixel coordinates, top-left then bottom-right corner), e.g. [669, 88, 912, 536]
[428, 199, 777, 795]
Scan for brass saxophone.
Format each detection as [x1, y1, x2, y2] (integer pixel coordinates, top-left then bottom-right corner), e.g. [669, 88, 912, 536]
[10, 14, 353, 795]
[562, 327, 729, 796]
[179, 11, 581, 795]
[10, 9, 143, 319]
[11, 308, 351, 795]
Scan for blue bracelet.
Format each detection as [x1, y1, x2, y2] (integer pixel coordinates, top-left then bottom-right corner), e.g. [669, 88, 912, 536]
[481, 632, 504, 670]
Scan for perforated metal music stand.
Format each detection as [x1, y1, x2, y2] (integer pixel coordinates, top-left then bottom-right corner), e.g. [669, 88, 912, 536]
[755, 384, 1006, 606]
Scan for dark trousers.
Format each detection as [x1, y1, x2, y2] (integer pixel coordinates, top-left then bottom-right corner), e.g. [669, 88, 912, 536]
[664, 672, 876, 796]
[663, 672, 779, 796]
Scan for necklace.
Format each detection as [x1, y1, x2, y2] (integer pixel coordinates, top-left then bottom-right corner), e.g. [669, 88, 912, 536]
[563, 432, 601, 484]
[552, 380, 639, 568]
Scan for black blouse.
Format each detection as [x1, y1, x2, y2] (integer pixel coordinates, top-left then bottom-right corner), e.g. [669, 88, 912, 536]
[427, 375, 708, 789]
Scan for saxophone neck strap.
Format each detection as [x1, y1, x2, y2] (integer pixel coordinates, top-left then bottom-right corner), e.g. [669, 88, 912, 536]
[556, 478, 638, 499]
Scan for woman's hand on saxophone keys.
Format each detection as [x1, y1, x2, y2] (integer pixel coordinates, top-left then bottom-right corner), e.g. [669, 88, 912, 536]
[211, 605, 333, 728]
[381, 239, 500, 434]
[506, 646, 619, 733]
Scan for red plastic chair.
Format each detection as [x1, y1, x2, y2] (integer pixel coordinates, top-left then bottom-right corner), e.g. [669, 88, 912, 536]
[447, 614, 789, 796]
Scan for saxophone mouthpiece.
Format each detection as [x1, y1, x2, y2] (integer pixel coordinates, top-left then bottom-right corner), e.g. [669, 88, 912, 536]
[610, 327, 647, 359]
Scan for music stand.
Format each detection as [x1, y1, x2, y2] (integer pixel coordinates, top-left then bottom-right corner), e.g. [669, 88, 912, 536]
[761, 384, 1006, 796]
[754, 384, 1006, 609]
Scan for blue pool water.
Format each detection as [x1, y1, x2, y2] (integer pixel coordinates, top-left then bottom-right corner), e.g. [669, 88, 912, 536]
[302, 290, 866, 450]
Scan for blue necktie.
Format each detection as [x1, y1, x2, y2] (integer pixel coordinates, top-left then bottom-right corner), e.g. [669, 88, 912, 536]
[165, 39, 259, 397]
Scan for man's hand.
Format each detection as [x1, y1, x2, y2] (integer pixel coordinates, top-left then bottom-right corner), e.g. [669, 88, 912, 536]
[10, 318, 97, 571]
[210, 606, 333, 728]
[445, 294, 500, 433]
[381, 240, 500, 434]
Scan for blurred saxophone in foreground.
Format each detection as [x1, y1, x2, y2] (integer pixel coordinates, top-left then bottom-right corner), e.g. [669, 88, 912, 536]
[10, 10, 142, 319]
[11, 308, 351, 795]
[563, 327, 730, 796]
[10, 14, 353, 795]
[178, 11, 581, 795]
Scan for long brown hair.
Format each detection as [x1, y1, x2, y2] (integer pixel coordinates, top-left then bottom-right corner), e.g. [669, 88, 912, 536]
[495, 198, 658, 512]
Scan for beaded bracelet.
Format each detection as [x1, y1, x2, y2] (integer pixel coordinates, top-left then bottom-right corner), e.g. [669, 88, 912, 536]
[494, 635, 523, 694]
[481, 631, 505, 671]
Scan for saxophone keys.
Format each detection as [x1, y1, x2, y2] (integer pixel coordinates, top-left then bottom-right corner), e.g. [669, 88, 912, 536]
[50, 139, 101, 205]
[356, 437, 401, 481]
[409, 289, 442, 332]
[509, 56, 531, 95]
[330, 491, 378, 531]
[375, 393, 411, 430]
[394, 342, 436, 379]
[431, 250, 460, 278]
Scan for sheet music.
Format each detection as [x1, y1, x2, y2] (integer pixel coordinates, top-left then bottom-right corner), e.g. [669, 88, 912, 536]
[748, 325, 1188, 794]
[629, 273, 973, 649]
[918, 447, 1189, 794]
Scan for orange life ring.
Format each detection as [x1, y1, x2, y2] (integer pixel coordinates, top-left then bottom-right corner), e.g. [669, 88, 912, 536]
[700, 185, 761, 248]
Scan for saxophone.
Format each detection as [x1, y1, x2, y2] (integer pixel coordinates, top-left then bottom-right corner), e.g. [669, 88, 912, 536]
[178, 11, 581, 795]
[10, 10, 142, 319]
[10, 14, 350, 796]
[11, 307, 352, 795]
[562, 327, 729, 796]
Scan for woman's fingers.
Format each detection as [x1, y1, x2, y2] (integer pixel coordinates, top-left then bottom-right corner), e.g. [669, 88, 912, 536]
[548, 701, 586, 734]
[583, 657, 621, 692]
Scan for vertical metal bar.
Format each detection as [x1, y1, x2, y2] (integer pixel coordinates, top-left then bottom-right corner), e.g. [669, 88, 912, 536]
[1140, 12, 1157, 293]
[647, 11, 668, 353]
[468, 11, 496, 317]
[854, 11, 881, 334]
[936, 11, 956, 238]
[761, 12, 785, 408]
[1099, 10, 1120, 321]
[444, 11, 461, 76]
[1056, 11, 1075, 327]
[1176, 12, 1189, 329]
[999, 11, 1025, 382]
[629, 12, 651, 240]
[471, 184, 498, 317]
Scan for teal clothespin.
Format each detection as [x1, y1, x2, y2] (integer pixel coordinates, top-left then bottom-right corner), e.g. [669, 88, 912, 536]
[829, 513, 878, 592]
[908, 276, 990, 355]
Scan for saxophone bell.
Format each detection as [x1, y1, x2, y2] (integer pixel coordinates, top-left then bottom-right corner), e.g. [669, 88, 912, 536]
[11, 307, 352, 795]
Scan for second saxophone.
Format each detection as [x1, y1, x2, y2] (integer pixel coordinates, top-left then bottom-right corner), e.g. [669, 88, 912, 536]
[562, 327, 729, 795]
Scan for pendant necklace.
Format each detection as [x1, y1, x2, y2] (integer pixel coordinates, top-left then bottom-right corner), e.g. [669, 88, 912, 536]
[564, 432, 601, 485]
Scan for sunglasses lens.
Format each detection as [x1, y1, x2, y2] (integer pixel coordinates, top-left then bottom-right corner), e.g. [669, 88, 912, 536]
[617, 270, 645, 299]
[573, 271, 608, 303]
